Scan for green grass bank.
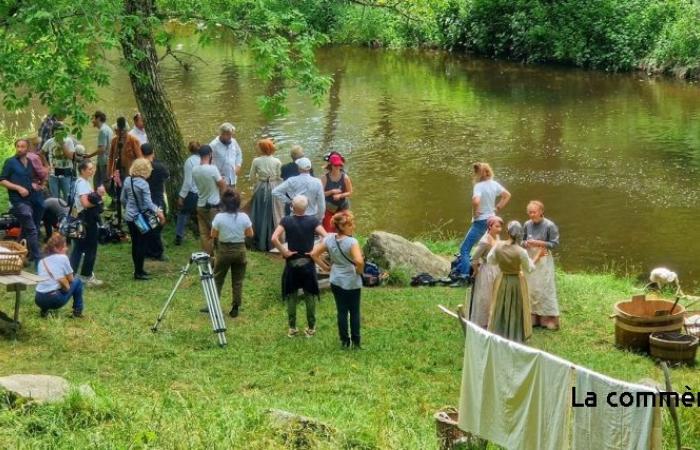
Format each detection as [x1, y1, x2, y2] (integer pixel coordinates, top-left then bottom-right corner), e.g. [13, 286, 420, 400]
[0, 232, 698, 449]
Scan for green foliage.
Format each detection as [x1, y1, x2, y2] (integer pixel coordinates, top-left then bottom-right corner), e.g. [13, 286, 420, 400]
[644, 3, 700, 78]
[436, 0, 700, 75]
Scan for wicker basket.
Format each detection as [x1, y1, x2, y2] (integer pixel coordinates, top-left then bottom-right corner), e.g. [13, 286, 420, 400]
[0, 240, 27, 275]
[685, 310, 700, 338]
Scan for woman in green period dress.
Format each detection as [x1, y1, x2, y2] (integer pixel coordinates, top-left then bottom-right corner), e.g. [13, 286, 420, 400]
[486, 221, 543, 343]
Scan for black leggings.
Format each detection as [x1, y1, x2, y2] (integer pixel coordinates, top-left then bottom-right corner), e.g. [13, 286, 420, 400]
[330, 284, 361, 346]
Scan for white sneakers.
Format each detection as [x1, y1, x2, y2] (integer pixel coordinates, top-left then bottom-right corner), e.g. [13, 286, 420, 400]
[79, 273, 104, 287]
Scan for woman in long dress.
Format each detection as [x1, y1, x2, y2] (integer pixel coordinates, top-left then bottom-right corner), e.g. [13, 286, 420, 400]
[487, 221, 542, 343]
[523, 200, 561, 330]
[468, 215, 503, 328]
[248, 139, 283, 251]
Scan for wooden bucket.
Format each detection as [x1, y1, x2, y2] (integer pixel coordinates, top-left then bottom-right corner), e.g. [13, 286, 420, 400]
[434, 408, 486, 450]
[613, 295, 685, 353]
[649, 332, 698, 366]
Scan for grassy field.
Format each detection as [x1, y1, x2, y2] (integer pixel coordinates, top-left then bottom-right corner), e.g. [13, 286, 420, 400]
[0, 229, 699, 449]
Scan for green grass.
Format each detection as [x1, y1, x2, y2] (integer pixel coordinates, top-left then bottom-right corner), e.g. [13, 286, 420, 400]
[0, 230, 698, 449]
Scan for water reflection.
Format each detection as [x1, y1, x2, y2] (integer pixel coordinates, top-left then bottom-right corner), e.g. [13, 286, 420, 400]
[3, 42, 700, 285]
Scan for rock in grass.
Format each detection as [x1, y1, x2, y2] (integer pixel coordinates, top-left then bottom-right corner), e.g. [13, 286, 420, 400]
[0, 374, 94, 406]
[363, 231, 451, 278]
[267, 408, 335, 438]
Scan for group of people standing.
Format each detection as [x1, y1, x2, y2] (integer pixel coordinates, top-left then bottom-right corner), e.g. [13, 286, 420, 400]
[2, 114, 362, 349]
[460, 163, 560, 343]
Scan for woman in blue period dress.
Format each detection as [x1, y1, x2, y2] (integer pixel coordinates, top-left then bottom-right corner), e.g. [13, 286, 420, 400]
[455, 163, 511, 279]
[487, 221, 542, 343]
[523, 200, 561, 330]
[468, 215, 503, 328]
[248, 139, 283, 251]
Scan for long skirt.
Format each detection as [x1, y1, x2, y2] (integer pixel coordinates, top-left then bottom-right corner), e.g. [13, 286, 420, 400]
[250, 180, 283, 251]
[468, 264, 500, 328]
[488, 273, 532, 343]
[525, 252, 559, 326]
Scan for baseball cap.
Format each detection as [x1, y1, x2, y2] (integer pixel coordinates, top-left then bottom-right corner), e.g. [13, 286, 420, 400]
[295, 157, 312, 171]
[329, 154, 344, 166]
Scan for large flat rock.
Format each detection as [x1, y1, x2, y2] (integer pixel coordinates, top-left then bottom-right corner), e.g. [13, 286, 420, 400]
[0, 374, 94, 405]
[363, 231, 451, 277]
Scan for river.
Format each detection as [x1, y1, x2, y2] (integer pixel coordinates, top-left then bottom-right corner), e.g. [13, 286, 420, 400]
[3, 39, 700, 286]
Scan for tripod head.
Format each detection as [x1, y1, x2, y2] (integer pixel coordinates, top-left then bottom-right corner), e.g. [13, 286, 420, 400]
[190, 252, 211, 264]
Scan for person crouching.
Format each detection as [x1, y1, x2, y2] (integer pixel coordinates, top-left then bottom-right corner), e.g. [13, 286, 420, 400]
[35, 234, 84, 318]
[271, 195, 327, 338]
[211, 189, 253, 318]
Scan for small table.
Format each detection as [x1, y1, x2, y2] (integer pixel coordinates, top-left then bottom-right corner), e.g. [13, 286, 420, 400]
[0, 271, 46, 339]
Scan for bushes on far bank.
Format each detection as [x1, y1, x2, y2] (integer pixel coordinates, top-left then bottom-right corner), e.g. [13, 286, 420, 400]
[435, 0, 700, 78]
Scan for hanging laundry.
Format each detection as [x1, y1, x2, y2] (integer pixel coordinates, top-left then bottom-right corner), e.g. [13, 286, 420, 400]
[458, 321, 572, 450]
[572, 368, 657, 450]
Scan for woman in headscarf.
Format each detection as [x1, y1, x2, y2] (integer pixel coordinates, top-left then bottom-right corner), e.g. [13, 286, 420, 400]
[523, 200, 561, 330]
[248, 138, 283, 251]
[468, 215, 503, 328]
[487, 220, 542, 342]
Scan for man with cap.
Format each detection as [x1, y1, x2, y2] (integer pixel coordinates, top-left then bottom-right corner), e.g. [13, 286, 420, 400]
[192, 144, 227, 255]
[272, 157, 325, 221]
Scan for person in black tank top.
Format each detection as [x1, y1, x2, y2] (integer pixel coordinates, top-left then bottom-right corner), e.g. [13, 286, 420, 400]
[271, 194, 327, 337]
[321, 153, 353, 232]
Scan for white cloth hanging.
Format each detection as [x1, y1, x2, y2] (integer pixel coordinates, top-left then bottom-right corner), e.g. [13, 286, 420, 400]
[572, 368, 657, 450]
[458, 321, 572, 450]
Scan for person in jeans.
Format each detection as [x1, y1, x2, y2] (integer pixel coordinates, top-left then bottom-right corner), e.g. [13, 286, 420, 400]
[310, 211, 364, 349]
[141, 143, 170, 261]
[0, 138, 45, 262]
[69, 160, 105, 287]
[41, 123, 77, 203]
[455, 162, 511, 280]
[211, 189, 253, 318]
[35, 234, 84, 318]
[121, 158, 165, 280]
[175, 141, 201, 245]
[192, 145, 226, 255]
[271, 195, 327, 338]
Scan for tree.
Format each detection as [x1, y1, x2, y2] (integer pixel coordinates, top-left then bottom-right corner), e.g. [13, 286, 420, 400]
[0, 0, 333, 202]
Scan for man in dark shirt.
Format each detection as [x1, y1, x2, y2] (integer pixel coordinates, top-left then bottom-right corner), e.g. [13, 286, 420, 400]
[271, 194, 327, 337]
[280, 145, 314, 180]
[141, 143, 170, 260]
[0, 138, 45, 261]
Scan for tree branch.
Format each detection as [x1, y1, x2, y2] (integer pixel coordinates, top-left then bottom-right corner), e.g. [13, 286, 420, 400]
[346, 0, 418, 22]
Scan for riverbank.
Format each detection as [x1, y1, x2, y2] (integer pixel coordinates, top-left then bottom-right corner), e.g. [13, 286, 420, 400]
[333, 0, 700, 81]
[1, 233, 698, 449]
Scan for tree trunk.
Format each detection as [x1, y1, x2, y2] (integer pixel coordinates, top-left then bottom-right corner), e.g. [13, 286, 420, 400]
[120, 0, 184, 211]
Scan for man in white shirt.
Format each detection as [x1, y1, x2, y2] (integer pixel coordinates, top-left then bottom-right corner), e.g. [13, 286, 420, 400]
[209, 122, 242, 187]
[192, 144, 226, 255]
[272, 158, 325, 221]
[128, 112, 148, 145]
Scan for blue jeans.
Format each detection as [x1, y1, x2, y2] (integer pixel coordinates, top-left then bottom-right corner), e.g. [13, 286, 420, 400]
[457, 219, 488, 275]
[49, 175, 72, 203]
[175, 192, 198, 239]
[35, 278, 84, 313]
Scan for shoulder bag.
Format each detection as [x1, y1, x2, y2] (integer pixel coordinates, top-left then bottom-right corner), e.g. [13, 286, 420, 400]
[131, 178, 159, 234]
[58, 178, 86, 240]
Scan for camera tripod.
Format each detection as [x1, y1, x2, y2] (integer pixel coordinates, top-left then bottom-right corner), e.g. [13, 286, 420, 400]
[151, 252, 228, 347]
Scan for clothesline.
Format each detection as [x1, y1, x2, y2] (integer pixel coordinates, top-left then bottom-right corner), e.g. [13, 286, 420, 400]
[437, 304, 656, 393]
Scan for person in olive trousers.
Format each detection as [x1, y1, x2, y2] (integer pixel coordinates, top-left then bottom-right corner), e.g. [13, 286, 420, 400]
[211, 189, 253, 318]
